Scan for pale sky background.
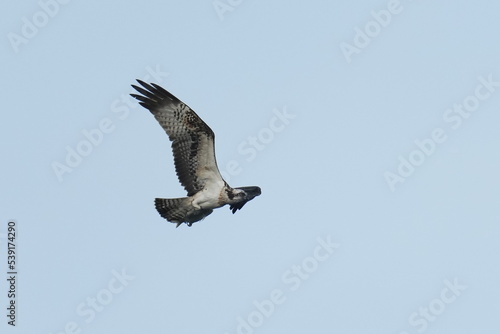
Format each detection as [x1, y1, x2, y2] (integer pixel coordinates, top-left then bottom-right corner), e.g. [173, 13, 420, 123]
[1, 1, 500, 333]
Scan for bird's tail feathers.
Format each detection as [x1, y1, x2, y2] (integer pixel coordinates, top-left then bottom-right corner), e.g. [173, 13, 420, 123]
[155, 197, 191, 227]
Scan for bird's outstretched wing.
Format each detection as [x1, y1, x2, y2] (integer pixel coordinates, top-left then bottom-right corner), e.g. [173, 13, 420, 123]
[130, 80, 224, 196]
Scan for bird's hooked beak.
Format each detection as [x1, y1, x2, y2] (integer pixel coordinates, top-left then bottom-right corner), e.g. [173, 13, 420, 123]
[229, 186, 262, 214]
[238, 186, 262, 199]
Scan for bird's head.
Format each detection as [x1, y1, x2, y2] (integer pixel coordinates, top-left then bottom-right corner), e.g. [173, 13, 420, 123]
[229, 186, 262, 213]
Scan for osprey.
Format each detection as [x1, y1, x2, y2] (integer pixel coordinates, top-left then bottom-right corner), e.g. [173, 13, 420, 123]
[130, 80, 261, 227]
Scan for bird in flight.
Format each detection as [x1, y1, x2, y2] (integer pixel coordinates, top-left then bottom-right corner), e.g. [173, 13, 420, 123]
[130, 80, 261, 227]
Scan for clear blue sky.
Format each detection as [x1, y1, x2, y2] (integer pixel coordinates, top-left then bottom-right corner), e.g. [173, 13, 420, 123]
[1, 0, 500, 333]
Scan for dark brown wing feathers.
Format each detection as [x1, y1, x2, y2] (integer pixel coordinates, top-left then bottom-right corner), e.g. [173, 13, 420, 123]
[130, 80, 222, 196]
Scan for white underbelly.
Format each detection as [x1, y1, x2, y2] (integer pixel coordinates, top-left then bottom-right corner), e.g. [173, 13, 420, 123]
[191, 185, 224, 209]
